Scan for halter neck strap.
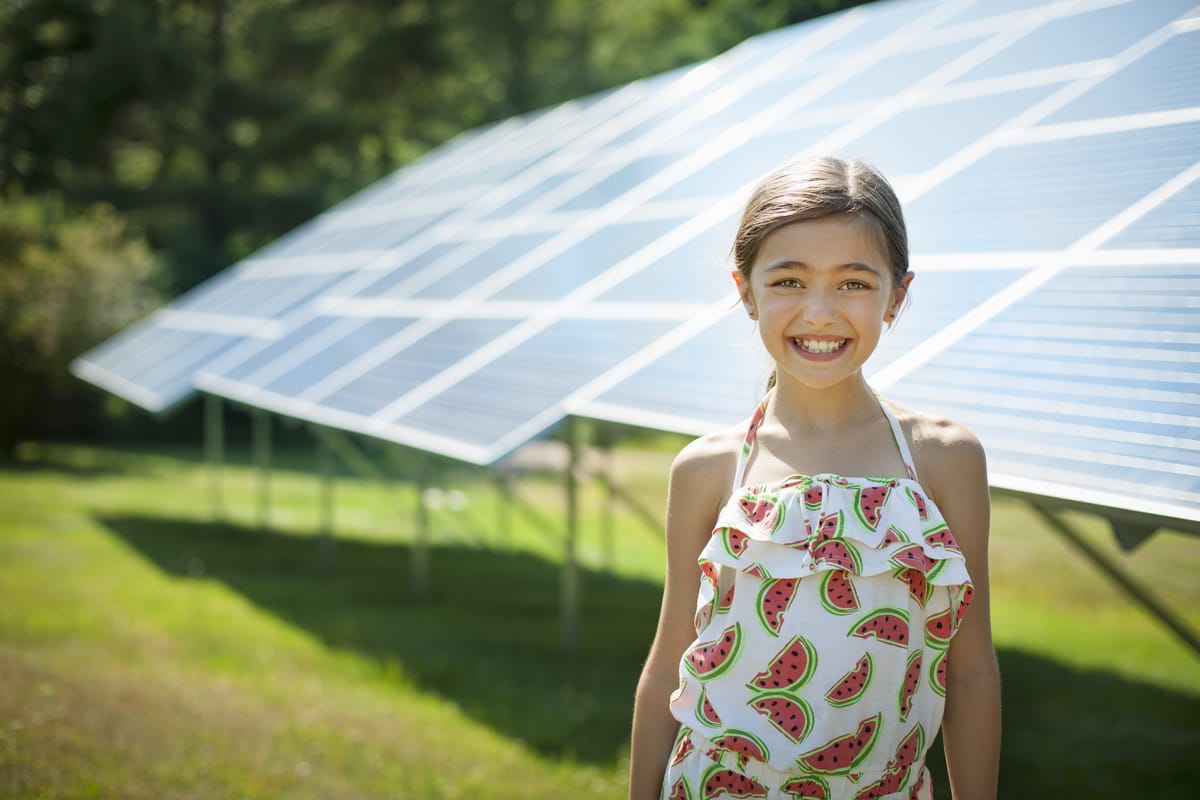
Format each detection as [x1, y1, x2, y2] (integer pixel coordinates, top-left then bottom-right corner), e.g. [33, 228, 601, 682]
[731, 392, 919, 491]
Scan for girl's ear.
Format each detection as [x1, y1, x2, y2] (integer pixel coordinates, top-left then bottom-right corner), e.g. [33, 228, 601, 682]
[732, 269, 757, 319]
[887, 271, 914, 321]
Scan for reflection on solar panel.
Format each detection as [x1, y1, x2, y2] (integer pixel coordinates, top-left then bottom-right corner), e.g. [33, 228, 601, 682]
[74, 0, 1200, 528]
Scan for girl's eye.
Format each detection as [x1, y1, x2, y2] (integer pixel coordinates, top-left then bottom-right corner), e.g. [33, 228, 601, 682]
[842, 280, 872, 290]
[774, 278, 803, 288]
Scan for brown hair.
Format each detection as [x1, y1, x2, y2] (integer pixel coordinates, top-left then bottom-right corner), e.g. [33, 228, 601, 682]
[732, 156, 910, 390]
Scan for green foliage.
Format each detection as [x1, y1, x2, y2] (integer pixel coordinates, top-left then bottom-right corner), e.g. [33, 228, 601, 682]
[0, 0, 867, 446]
[0, 0, 867, 293]
[0, 190, 161, 452]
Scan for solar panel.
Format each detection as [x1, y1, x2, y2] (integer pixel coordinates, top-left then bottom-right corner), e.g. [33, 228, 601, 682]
[885, 263, 1200, 520]
[74, 0, 1200, 530]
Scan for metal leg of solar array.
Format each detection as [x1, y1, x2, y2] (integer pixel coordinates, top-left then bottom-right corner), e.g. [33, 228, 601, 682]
[316, 430, 336, 568]
[1030, 504, 1200, 657]
[413, 450, 430, 603]
[595, 468, 663, 539]
[253, 409, 272, 532]
[204, 394, 225, 522]
[496, 471, 512, 549]
[601, 443, 616, 571]
[562, 417, 583, 653]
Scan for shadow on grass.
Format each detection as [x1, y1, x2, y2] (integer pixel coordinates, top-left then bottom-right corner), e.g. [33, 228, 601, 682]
[98, 513, 1200, 794]
[924, 647, 1200, 799]
[98, 513, 661, 764]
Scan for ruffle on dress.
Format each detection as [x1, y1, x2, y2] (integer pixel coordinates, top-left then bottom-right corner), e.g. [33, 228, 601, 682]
[692, 474, 973, 637]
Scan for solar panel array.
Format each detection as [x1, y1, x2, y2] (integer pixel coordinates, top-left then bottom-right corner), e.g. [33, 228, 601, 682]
[73, 0, 1200, 529]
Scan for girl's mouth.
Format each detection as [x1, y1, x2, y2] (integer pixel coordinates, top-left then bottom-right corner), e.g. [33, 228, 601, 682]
[792, 337, 848, 355]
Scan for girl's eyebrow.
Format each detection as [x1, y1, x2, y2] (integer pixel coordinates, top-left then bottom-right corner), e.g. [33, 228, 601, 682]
[763, 260, 884, 276]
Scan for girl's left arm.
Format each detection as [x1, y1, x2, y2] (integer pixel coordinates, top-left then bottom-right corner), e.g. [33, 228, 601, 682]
[930, 427, 1001, 800]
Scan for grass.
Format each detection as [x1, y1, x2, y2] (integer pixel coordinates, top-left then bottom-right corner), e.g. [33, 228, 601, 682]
[1, 437, 1198, 798]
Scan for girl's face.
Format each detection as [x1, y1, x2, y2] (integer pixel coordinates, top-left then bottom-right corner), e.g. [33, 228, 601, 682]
[733, 213, 911, 392]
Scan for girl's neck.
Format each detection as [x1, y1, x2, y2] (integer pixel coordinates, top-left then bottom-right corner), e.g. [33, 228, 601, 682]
[768, 373, 882, 432]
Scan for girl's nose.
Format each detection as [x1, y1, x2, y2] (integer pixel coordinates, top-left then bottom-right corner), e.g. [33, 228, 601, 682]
[802, 290, 838, 326]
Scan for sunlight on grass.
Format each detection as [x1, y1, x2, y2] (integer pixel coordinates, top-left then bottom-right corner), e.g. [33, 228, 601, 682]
[2, 439, 1198, 798]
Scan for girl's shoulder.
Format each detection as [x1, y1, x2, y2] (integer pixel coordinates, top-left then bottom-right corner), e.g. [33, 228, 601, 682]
[883, 400, 987, 501]
[668, 422, 746, 513]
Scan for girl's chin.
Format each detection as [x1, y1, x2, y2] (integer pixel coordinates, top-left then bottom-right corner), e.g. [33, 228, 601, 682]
[773, 368, 865, 392]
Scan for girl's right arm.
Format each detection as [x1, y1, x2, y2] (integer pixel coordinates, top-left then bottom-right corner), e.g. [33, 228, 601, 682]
[628, 436, 731, 800]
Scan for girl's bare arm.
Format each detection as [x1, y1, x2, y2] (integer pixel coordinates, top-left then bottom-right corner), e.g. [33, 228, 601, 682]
[628, 436, 731, 800]
[927, 424, 1002, 800]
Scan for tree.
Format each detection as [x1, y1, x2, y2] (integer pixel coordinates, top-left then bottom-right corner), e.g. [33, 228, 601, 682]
[0, 191, 162, 454]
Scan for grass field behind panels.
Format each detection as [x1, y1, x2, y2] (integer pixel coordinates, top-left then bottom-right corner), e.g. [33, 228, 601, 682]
[1, 438, 1198, 799]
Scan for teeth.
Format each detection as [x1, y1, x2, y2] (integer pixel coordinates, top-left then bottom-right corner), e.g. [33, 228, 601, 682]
[796, 338, 846, 354]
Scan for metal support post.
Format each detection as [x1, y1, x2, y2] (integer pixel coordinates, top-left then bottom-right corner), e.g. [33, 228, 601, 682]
[316, 429, 336, 566]
[562, 417, 585, 653]
[204, 394, 225, 521]
[496, 471, 512, 549]
[602, 445, 616, 571]
[1032, 504, 1200, 657]
[253, 409, 272, 531]
[413, 453, 430, 602]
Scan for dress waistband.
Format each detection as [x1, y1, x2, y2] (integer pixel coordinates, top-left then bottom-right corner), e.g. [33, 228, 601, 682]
[687, 729, 930, 800]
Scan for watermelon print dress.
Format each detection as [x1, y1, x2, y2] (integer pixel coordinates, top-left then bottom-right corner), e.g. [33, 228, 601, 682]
[661, 395, 974, 800]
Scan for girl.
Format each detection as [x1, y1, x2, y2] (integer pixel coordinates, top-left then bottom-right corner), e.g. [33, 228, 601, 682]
[628, 157, 1001, 800]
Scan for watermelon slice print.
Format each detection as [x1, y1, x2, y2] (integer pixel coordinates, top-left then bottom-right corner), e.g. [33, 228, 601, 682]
[795, 713, 883, 775]
[818, 570, 860, 616]
[748, 633, 817, 691]
[671, 729, 695, 767]
[711, 729, 770, 771]
[814, 510, 844, 542]
[744, 633, 820, 695]
[850, 726, 924, 800]
[666, 776, 692, 800]
[954, 584, 975, 630]
[929, 649, 948, 697]
[923, 522, 961, 553]
[718, 527, 750, 559]
[755, 577, 799, 636]
[849, 608, 910, 648]
[750, 691, 814, 744]
[880, 524, 908, 547]
[897, 650, 923, 722]
[701, 766, 768, 800]
[716, 583, 736, 615]
[924, 608, 953, 650]
[904, 486, 929, 521]
[738, 490, 786, 536]
[781, 776, 830, 800]
[824, 653, 874, 708]
[890, 722, 925, 773]
[893, 566, 932, 608]
[695, 688, 723, 728]
[745, 562, 773, 580]
[684, 623, 743, 680]
[780, 474, 812, 490]
[854, 485, 892, 530]
[810, 538, 863, 574]
[852, 772, 897, 799]
[804, 484, 824, 510]
[889, 544, 934, 574]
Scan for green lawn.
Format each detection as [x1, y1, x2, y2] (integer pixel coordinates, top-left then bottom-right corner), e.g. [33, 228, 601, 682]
[1, 438, 1197, 798]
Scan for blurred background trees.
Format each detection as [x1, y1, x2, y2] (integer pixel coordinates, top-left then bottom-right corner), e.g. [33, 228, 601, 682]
[0, 0, 863, 449]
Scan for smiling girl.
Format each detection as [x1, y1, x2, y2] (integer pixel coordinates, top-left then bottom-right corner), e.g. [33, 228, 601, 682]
[628, 157, 1001, 800]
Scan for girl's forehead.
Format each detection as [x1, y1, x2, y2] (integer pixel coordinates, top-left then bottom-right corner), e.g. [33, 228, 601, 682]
[755, 213, 889, 267]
